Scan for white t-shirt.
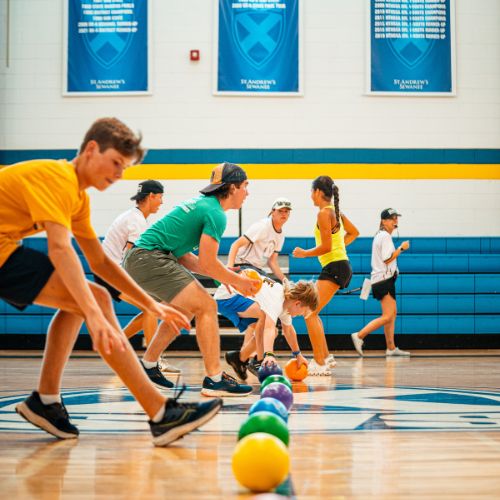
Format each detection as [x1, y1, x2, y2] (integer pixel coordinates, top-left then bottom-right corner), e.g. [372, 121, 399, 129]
[370, 230, 399, 284]
[102, 207, 149, 264]
[236, 217, 285, 269]
[214, 279, 292, 326]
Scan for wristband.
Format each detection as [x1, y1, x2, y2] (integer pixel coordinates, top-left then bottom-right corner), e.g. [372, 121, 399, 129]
[263, 351, 276, 358]
[292, 350, 301, 358]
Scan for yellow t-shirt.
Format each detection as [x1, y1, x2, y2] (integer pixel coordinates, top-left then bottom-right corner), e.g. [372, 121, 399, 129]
[313, 206, 348, 267]
[0, 159, 96, 267]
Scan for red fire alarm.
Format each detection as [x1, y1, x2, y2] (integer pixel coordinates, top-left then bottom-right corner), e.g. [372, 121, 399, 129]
[190, 50, 200, 61]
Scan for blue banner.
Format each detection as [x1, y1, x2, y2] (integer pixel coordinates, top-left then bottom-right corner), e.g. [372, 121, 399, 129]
[217, 0, 300, 94]
[66, 0, 148, 93]
[370, 0, 454, 93]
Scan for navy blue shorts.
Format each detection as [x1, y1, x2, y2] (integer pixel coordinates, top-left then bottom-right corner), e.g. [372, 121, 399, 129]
[0, 246, 54, 310]
[216, 294, 257, 333]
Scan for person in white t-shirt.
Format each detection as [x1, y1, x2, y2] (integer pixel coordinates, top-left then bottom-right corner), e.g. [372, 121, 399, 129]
[226, 198, 291, 370]
[93, 180, 179, 373]
[216, 274, 317, 380]
[227, 197, 291, 282]
[351, 208, 410, 357]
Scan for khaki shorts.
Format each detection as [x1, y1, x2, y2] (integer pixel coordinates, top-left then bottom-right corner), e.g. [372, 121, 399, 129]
[123, 247, 195, 303]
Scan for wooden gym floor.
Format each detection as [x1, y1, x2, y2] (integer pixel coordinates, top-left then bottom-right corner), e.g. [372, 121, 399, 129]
[1, 350, 500, 499]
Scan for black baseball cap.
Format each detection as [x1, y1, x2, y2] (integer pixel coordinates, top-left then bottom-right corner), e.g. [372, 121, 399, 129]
[381, 208, 402, 219]
[200, 162, 247, 194]
[130, 180, 164, 200]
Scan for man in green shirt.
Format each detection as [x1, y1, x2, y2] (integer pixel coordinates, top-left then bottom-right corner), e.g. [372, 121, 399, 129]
[123, 162, 260, 396]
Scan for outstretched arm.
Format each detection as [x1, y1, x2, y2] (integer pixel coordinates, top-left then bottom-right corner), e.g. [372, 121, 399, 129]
[227, 236, 251, 267]
[45, 222, 127, 354]
[197, 234, 259, 296]
[78, 236, 190, 335]
[282, 324, 308, 367]
[267, 252, 286, 282]
[293, 209, 333, 258]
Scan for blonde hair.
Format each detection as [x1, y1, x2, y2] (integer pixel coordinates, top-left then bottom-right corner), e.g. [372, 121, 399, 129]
[283, 280, 318, 311]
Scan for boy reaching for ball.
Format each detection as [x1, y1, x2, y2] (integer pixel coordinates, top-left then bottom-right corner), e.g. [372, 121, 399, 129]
[123, 162, 260, 397]
[216, 272, 318, 380]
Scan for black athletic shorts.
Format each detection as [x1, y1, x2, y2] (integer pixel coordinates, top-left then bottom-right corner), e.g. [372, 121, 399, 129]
[371, 274, 397, 301]
[92, 273, 122, 302]
[0, 246, 54, 310]
[318, 259, 352, 289]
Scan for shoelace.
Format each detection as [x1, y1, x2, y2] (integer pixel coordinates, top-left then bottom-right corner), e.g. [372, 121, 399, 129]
[167, 382, 197, 411]
[221, 372, 238, 386]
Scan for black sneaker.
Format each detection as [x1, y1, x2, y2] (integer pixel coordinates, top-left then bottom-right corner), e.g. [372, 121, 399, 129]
[15, 391, 79, 439]
[141, 361, 175, 390]
[149, 386, 223, 446]
[201, 371, 253, 397]
[225, 350, 248, 381]
[247, 357, 262, 378]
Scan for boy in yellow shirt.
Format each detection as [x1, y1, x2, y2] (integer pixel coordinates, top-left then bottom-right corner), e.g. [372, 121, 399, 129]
[0, 117, 222, 446]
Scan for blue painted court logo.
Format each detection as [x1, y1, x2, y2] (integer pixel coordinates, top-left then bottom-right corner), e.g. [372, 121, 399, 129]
[1, 385, 499, 435]
[387, 38, 435, 69]
[233, 10, 285, 69]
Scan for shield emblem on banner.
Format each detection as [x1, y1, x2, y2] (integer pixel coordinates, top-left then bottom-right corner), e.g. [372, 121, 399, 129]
[387, 38, 435, 69]
[82, 30, 134, 69]
[232, 10, 285, 69]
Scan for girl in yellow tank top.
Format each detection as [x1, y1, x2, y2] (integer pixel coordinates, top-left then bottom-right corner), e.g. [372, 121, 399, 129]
[313, 207, 348, 267]
[293, 176, 359, 374]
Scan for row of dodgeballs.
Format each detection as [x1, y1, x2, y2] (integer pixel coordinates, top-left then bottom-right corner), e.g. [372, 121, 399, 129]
[231, 359, 308, 493]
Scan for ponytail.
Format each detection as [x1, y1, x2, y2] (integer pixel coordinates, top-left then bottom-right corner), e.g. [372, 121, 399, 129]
[332, 183, 340, 229]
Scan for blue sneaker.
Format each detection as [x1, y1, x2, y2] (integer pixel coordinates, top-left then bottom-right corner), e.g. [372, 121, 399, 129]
[141, 361, 175, 390]
[201, 371, 253, 397]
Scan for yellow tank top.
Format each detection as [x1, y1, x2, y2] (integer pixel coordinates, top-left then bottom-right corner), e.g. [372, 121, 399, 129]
[313, 205, 348, 267]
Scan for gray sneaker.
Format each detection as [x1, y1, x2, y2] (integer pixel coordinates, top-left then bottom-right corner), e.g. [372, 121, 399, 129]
[159, 359, 182, 374]
[351, 332, 364, 357]
[386, 347, 410, 356]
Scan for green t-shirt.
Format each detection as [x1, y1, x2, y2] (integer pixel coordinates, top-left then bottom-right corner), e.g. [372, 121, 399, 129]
[135, 195, 227, 257]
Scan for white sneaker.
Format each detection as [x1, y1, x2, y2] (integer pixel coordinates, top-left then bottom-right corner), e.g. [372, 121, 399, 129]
[308, 359, 332, 376]
[326, 354, 337, 368]
[386, 347, 410, 357]
[351, 333, 364, 356]
[159, 359, 182, 374]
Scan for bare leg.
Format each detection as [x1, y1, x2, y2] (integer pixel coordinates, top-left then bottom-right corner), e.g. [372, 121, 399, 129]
[383, 299, 397, 350]
[121, 293, 159, 346]
[240, 324, 257, 361]
[143, 280, 222, 377]
[234, 303, 262, 361]
[35, 273, 166, 418]
[142, 312, 159, 346]
[38, 311, 83, 395]
[241, 327, 255, 358]
[305, 279, 339, 364]
[143, 314, 187, 363]
[123, 311, 145, 339]
[357, 294, 397, 341]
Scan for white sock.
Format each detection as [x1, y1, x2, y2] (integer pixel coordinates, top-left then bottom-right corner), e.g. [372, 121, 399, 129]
[39, 393, 61, 405]
[210, 372, 222, 382]
[152, 404, 166, 423]
[142, 359, 157, 369]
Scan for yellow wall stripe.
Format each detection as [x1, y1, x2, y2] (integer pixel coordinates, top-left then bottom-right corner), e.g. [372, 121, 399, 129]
[124, 163, 500, 180]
